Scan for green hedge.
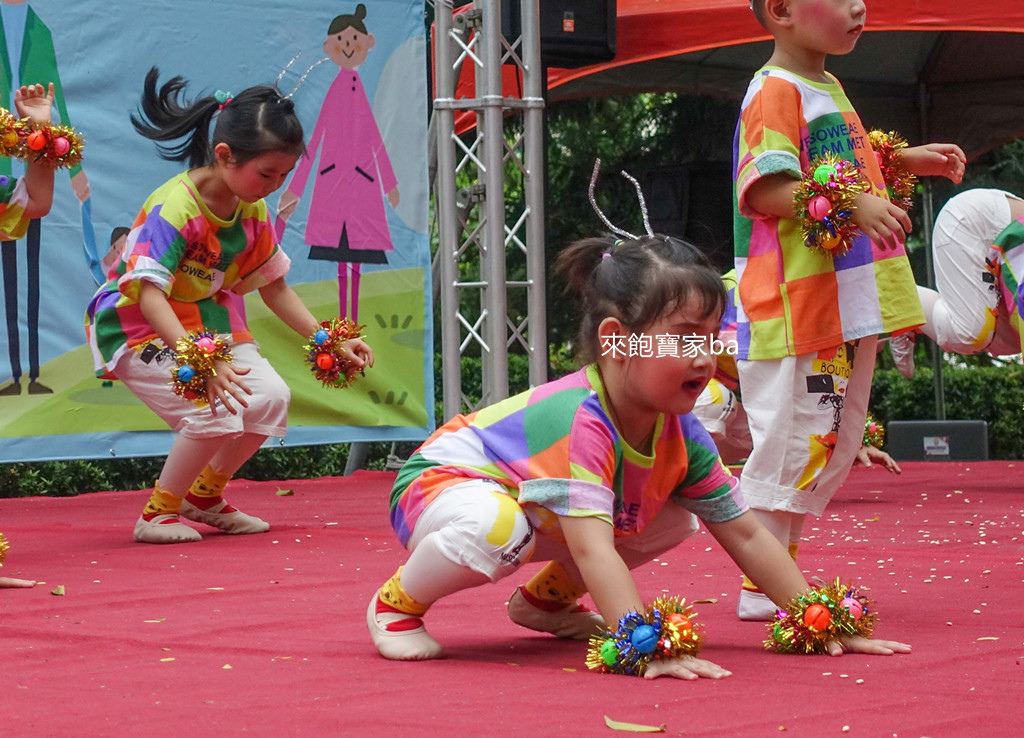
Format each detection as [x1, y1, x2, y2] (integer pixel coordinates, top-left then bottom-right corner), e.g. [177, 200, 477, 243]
[2, 361, 1021, 497]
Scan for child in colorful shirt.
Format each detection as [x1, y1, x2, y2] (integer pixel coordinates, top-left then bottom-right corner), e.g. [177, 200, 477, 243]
[369, 232, 910, 677]
[732, 0, 966, 619]
[86, 68, 373, 544]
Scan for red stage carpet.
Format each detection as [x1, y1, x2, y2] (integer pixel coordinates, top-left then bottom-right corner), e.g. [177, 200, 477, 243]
[2, 462, 1022, 737]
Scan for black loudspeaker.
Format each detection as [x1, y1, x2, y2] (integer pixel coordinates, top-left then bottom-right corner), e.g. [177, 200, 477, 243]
[887, 420, 989, 461]
[502, 0, 617, 69]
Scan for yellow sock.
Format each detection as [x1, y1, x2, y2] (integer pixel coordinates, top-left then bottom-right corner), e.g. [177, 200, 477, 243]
[142, 482, 183, 517]
[524, 561, 586, 605]
[378, 567, 429, 616]
[743, 542, 799, 591]
[189, 466, 230, 499]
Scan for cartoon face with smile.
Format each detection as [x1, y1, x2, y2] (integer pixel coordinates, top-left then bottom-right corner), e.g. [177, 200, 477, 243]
[323, 13, 374, 71]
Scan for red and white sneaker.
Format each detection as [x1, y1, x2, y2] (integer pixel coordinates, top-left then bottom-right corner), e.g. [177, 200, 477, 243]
[366, 589, 443, 660]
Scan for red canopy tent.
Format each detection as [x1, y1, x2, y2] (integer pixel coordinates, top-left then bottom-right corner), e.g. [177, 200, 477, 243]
[455, 1, 1024, 159]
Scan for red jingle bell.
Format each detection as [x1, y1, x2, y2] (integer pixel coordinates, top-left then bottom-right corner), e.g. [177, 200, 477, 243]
[26, 129, 47, 151]
[316, 352, 335, 371]
[803, 603, 832, 630]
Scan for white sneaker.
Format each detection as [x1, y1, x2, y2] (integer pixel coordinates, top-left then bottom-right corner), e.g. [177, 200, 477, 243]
[737, 590, 778, 621]
[179, 499, 269, 534]
[889, 333, 916, 379]
[133, 514, 202, 544]
[366, 590, 443, 660]
[507, 586, 605, 640]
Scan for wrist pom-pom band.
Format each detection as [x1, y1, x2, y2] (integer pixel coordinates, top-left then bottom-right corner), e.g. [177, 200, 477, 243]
[170, 331, 233, 406]
[585, 596, 703, 676]
[0, 108, 84, 169]
[863, 412, 885, 449]
[794, 152, 869, 257]
[868, 129, 917, 213]
[0, 531, 8, 566]
[304, 317, 366, 389]
[765, 578, 877, 654]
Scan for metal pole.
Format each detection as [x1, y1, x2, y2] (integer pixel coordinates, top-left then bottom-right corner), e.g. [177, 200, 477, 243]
[919, 82, 946, 420]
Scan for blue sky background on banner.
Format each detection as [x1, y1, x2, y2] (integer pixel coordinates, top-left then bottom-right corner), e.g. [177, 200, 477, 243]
[0, 0, 432, 462]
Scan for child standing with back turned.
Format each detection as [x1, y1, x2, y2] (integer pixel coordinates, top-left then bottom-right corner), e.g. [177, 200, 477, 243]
[732, 0, 965, 619]
[368, 177, 910, 677]
[86, 68, 373, 544]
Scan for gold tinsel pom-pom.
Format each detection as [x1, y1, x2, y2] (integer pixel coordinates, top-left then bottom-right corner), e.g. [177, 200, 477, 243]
[585, 596, 703, 676]
[304, 317, 367, 389]
[0, 108, 84, 169]
[863, 412, 885, 449]
[868, 129, 917, 213]
[765, 578, 877, 654]
[169, 331, 233, 407]
[0, 531, 8, 566]
[794, 152, 869, 257]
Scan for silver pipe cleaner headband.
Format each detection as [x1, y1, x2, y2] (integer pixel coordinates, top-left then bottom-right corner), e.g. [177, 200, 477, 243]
[587, 158, 655, 240]
[276, 51, 331, 99]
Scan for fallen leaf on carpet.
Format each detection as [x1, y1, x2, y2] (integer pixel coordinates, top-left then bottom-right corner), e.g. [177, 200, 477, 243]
[604, 716, 666, 733]
[563, 668, 576, 672]
[222, 664, 232, 669]
[692, 598, 718, 604]
[276, 488, 294, 496]
[50, 585, 64, 596]
[867, 516, 880, 522]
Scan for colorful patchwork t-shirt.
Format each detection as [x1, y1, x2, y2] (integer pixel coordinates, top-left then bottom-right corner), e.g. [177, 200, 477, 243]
[0, 175, 30, 240]
[732, 67, 924, 360]
[989, 213, 1024, 352]
[389, 365, 748, 547]
[85, 172, 291, 376]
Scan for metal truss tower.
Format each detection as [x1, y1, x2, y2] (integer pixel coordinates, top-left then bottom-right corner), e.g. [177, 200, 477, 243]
[432, 0, 547, 420]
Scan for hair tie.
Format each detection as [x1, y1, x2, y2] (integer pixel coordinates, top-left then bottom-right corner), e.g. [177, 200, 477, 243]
[601, 252, 612, 260]
[214, 90, 233, 109]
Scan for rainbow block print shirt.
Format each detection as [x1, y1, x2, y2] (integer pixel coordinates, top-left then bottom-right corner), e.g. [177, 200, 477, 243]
[0, 175, 30, 240]
[85, 172, 291, 376]
[988, 214, 1024, 353]
[389, 365, 748, 547]
[733, 67, 924, 360]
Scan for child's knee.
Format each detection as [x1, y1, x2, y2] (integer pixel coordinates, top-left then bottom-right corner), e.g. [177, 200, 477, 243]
[434, 489, 536, 580]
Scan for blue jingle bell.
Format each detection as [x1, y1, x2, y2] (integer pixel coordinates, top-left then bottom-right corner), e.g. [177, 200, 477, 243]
[177, 365, 196, 383]
[314, 329, 330, 346]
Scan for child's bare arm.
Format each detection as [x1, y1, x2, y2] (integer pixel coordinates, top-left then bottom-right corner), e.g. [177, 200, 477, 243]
[901, 143, 966, 183]
[707, 511, 911, 656]
[744, 172, 801, 219]
[13, 83, 55, 219]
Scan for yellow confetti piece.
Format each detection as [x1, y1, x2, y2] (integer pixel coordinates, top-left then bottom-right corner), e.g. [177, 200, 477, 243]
[563, 668, 576, 672]
[275, 488, 294, 496]
[50, 585, 65, 596]
[604, 716, 666, 733]
[207, 587, 225, 591]
[977, 637, 1000, 641]
[160, 657, 175, 662]
[866, 516, 880, 522]
[222, 664, 232, 670]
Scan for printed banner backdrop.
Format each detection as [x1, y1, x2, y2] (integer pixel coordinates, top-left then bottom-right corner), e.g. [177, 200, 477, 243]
[0, 0, 433, 462]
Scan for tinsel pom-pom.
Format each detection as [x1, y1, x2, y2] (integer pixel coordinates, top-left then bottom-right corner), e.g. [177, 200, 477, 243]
[868, 129, 917, 213]
[0, 108, 84, 169]
[0, 531, 8, 566]
[585, 596, 703, 676]
[794, 152, 869, 257]
[170, 331, 233, 407]
[863, 412, 885, 449]
[304, 317, 366, 389]
[765, 578, 877, 654]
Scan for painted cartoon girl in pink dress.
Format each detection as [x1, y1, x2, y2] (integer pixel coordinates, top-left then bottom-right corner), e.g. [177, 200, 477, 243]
[278, 4, 399, 323]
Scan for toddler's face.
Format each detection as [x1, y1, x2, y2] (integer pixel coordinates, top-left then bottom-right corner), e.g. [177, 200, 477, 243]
[789, 0, 866, 56]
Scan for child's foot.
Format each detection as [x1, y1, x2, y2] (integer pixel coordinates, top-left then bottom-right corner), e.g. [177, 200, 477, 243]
[366, 589, 443, 660]
[507, 585, 604, 639]
[179, 498, 269, 534]
[889, 333, 916, 378]
[133, 514, 202, 544]
[737, 589, 777, 621]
